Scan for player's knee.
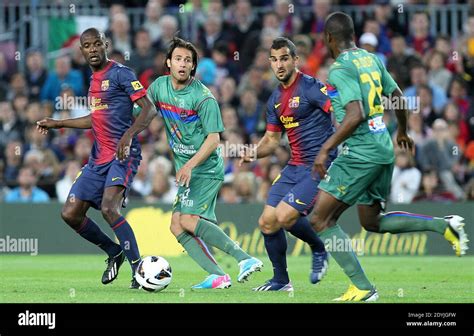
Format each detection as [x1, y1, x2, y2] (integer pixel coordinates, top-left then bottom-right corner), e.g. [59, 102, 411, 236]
[258, 215, 276, 234]
[310, 213, 329, 233]
[101, 204, 119, 223]
[275, 211, 297, 230]
[179, 215, 197, 233]
[61, 207, 82, 230]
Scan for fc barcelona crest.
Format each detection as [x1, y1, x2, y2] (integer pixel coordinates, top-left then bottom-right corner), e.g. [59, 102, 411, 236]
[101, 80, 109, 91]
[288, 96, 300, 108]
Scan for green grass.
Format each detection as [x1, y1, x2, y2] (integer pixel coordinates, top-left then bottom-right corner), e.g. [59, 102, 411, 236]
[1, 254, 473, 303]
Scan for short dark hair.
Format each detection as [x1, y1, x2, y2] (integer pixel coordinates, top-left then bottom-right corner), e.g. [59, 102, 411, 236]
[80, 27, 105, 43]
[270, 37, 297, 58]
[165, 37, 199, 77]
[324, 12, 355, 42]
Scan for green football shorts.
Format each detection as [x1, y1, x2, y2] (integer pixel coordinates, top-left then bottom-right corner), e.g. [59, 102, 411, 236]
[172, 176, 222, 222]
[318, 154, 394, 206]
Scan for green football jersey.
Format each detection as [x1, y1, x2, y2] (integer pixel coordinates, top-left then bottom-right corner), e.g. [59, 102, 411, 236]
[327, 48, 399, 164]
[145, 76, 225, 179]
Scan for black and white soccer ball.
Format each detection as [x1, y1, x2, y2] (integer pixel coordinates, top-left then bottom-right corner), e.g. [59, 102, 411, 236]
[134, 256, 172, 292]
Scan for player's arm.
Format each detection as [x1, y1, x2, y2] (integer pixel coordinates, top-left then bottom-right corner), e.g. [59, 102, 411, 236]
[177, 132, 221, 187]
[117, 95, 157, 160]
[313, 66, 364, 178]
[36, 115, 92, 135]
[239, 130, 282, 165]
[176, 96, 223, 188]
[115, 68, 157, 160]
[313, 100, 364, 178]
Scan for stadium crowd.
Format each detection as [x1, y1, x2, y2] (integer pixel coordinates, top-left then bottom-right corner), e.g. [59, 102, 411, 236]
[1, 0, 474, 204]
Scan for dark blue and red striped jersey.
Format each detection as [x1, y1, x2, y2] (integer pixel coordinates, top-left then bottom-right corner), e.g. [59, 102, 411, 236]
[88, 60, 146, 165]
[266, 71, 335, 166]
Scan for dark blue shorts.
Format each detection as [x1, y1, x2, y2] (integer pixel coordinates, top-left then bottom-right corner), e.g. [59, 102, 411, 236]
[68, 157, 140, 210]
[266, 164, 322, 216]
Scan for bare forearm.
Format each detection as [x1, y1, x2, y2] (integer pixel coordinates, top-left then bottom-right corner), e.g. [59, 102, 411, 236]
[187, 133, 220, 169]
[58, 115, 92, 129]
[392, 88, 408, 133]
[256, 134, 280, 159]
[126, 98, 157, 136]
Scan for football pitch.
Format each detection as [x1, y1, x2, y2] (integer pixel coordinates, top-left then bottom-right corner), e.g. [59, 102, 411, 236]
[1, 254, 473, 303]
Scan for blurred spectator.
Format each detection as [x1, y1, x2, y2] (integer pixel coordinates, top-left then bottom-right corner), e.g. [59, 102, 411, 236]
[417, 84, 438, 127]
[386, 34, 419, 89]
[427, 50, 452, 92]
[195, 43, 217, 86]
[390, 150, 421, 204]
[442, 102, 470, 149]
[40, 56, 84, 105]
[413, 169, 457, 202]
[2, 140, 23, 186]
[108, 12, 133, 55]
[407, 111, 431, 146]
[0, 52, 10, 99]
[153, 15, 179, 51]
[4, 166, 50, 203]
[7, 73, 29, 101]
[301, 0, 331, 41]
[406, 11, 434, 56]
[359, 32, 386, 65]
[237, 89, 264, 137]
[418, 119, 465, 199]
[274, 0, 302, 36]
[55, 160, 81, 203]
[139, 49, 167, 88]
[218, 182, 240, 203]
[74, 135, 92, 166]
[229, 0, 259, 51]
[142, 0, 164, 44]
[130, 154, 152, 198]
[0, 101, 25, 153]
[219, 77, 239, 108]
[465, 177, 474, 200]
[198, 16, 230, 58]
[404, 63, 447, 113]
[128, 28, 156, 76]
[233, 171, 257, 202]
[362, 15, 391, 57]
[210, 42, 239, 87]
[145, 170, 175, 204]
[25, 48, 48, 100]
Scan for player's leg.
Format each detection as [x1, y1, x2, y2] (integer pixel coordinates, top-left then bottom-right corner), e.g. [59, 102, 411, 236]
[276, 166, 329, 283]
[252, 204, 293, 291]
[177, 177, 263, 282]
[62, 167, 124, 285]
[357, 163, 469, 256]
[311, 156, 379, 301]
[101, 185, 141, 287]
[176, 213, 231, 289]
[253, 167, 297, 291]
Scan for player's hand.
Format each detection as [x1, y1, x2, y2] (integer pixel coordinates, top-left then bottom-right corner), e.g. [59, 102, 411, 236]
[312, 148, 329, 179]
[117, 131, 133, 161]
[238, 146, 256, 166]
[176, 164, 192, 188]
[396, 132, 415, 155]
[36, 118, 60, 135]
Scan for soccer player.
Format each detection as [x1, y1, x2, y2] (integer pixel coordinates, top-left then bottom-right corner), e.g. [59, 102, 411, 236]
[135, 37, 262, 289]
[240, 37, 334, 291]
[36, 28, 157, 288]
[310, 12, 469, 302]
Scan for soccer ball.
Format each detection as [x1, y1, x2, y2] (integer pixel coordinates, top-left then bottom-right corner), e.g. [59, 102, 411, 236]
[134, 256, 172, 292]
